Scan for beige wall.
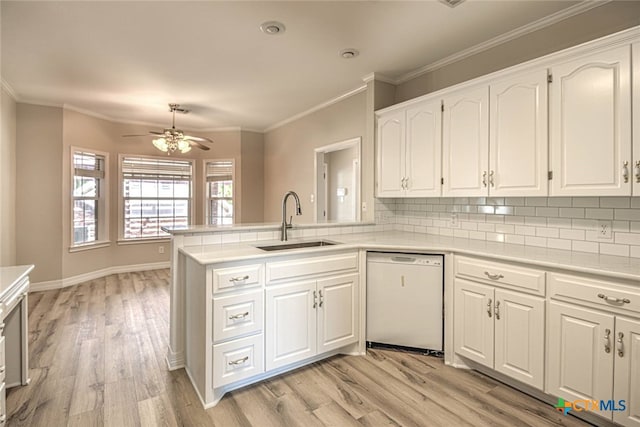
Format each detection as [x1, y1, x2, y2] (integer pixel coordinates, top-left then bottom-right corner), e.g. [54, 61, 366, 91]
[240, 131, 264, 224]
[16, 104, 63, 283]
[263, 91, 367, 223]
[395, 1, 640, 102]
[14, 106, 251, 282]
[0, 88, 17, 266]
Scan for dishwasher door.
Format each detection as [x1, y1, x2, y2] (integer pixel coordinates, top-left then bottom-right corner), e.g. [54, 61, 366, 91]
[366, 253, 443, 352]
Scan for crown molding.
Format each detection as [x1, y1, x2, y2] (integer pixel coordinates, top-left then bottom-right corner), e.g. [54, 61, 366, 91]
[361, 72, 396, 85]
[395, 0, 611, 84]
[1, 79, 20, 101]
[264, 84, 367, 133]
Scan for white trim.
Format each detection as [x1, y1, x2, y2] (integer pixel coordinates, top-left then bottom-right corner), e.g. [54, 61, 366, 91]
[361, 72, 396, 85]
[29, 262, 171, 292]
[68, 240, 111, 253]
[117, 238, 171, 245]
[264, 85, 367, 133]
[1, 79, 19, 101]
[394, 0, 611, 84]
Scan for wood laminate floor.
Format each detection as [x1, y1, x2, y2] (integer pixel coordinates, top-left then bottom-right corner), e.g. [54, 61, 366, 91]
[7, 269, 590, 427]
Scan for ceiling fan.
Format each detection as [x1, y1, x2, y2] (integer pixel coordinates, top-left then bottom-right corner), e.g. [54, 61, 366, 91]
[122, 103, 213, 154]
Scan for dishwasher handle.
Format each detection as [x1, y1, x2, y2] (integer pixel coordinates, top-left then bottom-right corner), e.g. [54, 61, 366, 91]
[390, 256, 417, 263]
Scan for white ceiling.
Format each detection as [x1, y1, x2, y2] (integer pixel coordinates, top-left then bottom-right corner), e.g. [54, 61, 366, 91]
[2, 1, 592, 131]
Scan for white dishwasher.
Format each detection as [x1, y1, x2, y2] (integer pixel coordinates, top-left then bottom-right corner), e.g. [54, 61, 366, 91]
[366, 252, 443, 353]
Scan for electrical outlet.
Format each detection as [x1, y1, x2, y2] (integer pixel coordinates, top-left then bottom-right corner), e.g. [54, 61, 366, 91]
[450, 213, 460, 228]
[158, 246, 165, 254]
[597, 220, 612, 240]
[310, 194, 315, 203]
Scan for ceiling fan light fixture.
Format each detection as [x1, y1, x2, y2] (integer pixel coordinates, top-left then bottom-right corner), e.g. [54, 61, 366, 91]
[153, 138, 169, 152]
[178, 139, 192, 153]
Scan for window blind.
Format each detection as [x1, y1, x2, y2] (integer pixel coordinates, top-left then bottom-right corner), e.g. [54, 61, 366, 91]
[74, 152, 105, 179]
[206, 160, 233, 182]
[122, 156, 192, 180]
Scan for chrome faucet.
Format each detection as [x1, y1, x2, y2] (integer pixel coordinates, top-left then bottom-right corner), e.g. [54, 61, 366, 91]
[281, 191, 302, 241]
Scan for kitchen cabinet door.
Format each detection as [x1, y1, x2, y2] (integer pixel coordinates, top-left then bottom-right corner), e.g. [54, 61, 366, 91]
[376, 110, 405, 197]
[489, 70, 548, 197]
[317, 274, 358, 353]
[405, 99, 442, 197]
[265, 281, 317, 371]
[613, 317, 640, 426]
[494, 288, 544, 389]
[549, 46, 632, 196]
[454, 278, 494, 368]
[442, 86, 489, 197]
[547, 301, 614, 418]
[633, 42, 640, 195]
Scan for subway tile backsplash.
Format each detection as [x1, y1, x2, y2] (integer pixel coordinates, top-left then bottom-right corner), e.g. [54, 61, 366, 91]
[375, 197, 640, 258]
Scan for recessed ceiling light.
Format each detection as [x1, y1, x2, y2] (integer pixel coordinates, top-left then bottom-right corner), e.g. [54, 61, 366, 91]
[260, 21, 286, 35]
[340, 49, 359, 59]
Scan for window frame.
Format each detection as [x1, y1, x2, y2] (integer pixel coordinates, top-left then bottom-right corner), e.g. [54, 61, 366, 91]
[118, 153, 195, 243]
[203, 159, 235, 226]
[69, 146, 110, 251]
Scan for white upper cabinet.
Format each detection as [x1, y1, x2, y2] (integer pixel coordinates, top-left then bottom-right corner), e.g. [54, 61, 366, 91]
[442, 86, 489, 197]
[633, 42, 640, 195]
[549, 46, 632, 196]
[376, 110, 405, 197]
[405, 100, 442, 197]
[489, 69, 548, 197]
[376, 99, 442, 198]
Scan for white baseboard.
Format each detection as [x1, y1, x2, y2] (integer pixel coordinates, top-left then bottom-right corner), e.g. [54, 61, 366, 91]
[29, 261, 170, 292]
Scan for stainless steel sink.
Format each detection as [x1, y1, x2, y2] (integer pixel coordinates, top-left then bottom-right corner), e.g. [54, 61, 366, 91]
[256, 240, 337, 251]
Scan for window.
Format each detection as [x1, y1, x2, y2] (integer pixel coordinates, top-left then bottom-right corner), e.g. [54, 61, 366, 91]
[205, 160, 234, 225]
[72, 148, 108, 247]
[120, 156, 193, 240]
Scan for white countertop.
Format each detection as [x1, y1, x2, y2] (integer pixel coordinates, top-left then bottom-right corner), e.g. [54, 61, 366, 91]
[180, 231, 640, 282]
[0, 265, 34, 301]
[163, 221, 375, 235]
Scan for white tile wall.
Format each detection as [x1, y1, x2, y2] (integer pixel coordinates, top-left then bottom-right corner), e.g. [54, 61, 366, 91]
[375, 197, 640, 258]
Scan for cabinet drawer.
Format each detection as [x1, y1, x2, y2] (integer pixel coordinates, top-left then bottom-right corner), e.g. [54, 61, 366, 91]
[455, 256, 545, 296]
[266, 252, 358, 283]
[213, 290, 263, 343]
[549, 273, 640, 315]
[213, 334, 264, 387]
[0, 336, 4, 384]
[212, 264, 264, 294]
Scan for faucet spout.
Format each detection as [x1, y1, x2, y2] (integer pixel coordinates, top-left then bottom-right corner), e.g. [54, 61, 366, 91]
[281, 191, 302, 241]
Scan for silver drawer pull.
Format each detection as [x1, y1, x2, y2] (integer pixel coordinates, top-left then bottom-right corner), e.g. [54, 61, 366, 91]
[228, 356, 249, 366]
[487, 298, 492, 318]
[617, 332, 624, 357]
[597, 293, 631, 304]
[604, 328, 611, 353]
[484, 272, 504, 280]
[229, 275, 250, 283]
[228, 312, 249, 320]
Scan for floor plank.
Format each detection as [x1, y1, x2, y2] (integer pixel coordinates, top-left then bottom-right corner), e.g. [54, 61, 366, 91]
[6, 269, 593, 426]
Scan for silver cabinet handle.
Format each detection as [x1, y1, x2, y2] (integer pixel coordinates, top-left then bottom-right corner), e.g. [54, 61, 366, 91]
[604, 328, 611, 353]
[229, 275, 250, 282]
[228, 356, 249, 366]
[494, 300, 500, 320]
[617, 332, 624, 357]
[635, 160, 640, 183]
[0, 414, 6, 423]
[313, 290, 317, 309]
[487, 298, 492, 318]
[228, 312, 249, 320]
[489, 170, 495, 187]
[482, 171, 487, 188]
[623, 161, 630, 183]
[597, 293, 631, 304]
[0, 366, 5, 374]
[484, 272, 504, 280]
[319, 290, 324, 307]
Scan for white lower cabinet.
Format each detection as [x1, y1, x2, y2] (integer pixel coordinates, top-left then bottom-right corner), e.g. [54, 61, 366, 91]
[266, 273, 359, 371]
[547, 272, 640, 425]
[213, 334, 264, 387]
[454, 278, 544, 389]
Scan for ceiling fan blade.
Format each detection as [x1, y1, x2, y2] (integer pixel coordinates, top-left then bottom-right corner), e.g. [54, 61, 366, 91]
[188, 140, 211, 151]
[183, 135, 214, 143]
[122, 131, 164, 138]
